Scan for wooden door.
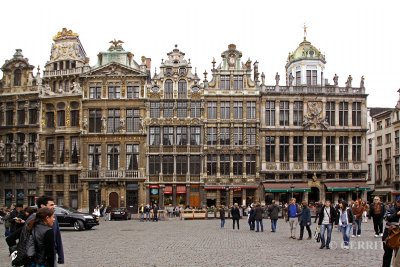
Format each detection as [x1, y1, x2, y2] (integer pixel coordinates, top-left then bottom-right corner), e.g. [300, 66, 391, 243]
[109, 192, 119, 208]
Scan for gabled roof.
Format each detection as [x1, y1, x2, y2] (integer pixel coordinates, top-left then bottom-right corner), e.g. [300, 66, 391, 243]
[369, 107, 393, 118]
[81, 61, 147, 77]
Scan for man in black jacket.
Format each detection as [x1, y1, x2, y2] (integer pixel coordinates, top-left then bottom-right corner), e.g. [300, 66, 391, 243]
[231, 203, 240, 230]
[317, 200, 337, 249]
[382, 196, 400, 267]
[370, 196, 385, 237]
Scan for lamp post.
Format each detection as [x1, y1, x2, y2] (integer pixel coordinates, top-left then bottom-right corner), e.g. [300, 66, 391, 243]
[225, 186, 229, 207]
[356, 184, 359, 200]
[290, 184, 295, 199]
[94, 184, 99, 208]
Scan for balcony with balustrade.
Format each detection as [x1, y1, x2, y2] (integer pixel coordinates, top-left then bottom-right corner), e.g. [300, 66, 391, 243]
[81, 169, 143, 180]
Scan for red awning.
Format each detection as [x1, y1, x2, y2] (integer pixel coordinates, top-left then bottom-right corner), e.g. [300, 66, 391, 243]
[164, 186, 172, 194]
[204, 185, 259, 190]
[176, 185, 186, 194]
[149, 185, 159, 188]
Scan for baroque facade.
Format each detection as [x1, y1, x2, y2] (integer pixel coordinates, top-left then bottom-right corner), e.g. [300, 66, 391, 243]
[0, 28, 371, 211]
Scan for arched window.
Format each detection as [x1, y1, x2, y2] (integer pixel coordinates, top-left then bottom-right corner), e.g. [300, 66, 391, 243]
[13, 69, 22, 86]
[164, 79, 173, 99]
[178, 79, 187, 99]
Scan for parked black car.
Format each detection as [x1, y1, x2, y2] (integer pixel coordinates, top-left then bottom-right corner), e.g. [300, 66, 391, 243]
[55, 206, 99, 231]
[110, 207, 131, 220]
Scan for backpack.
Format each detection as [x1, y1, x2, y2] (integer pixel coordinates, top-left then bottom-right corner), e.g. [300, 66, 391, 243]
[385, 227, 400, 249]
[10, 225, 36, 266]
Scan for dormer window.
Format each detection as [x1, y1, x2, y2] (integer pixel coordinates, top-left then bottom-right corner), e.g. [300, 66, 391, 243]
[13, 69, 22, 86]
[220, 75, 230, 90]
[164, 79, 173, 99]
[233, 75, 243, 90]
[179, 68, 186, 76]
[165, 68, 172, 76]
[306, 70, 317, 86]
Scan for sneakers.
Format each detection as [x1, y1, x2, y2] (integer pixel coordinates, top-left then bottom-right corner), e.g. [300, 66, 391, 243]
[356, 235, 361, 237]
[380, 233, 383, 237]
[374, 234, 379, 238]
[351, 235, 356, 238]
[343, 245, 349, 250]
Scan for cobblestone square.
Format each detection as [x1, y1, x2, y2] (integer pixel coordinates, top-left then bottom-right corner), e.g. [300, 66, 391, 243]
[1, 217, 384, 267]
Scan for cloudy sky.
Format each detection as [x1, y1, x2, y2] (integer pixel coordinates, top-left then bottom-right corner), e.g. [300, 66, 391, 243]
[1, 1, 398, 108]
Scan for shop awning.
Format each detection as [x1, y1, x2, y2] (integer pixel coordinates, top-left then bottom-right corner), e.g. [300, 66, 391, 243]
[176, 185, 186, 194]
[164, 186, 173, 194]
[263, 183, 311, 193]
[325, 182, 370, 192]
[371, 188, 391, 195]
[204, 185, 259, 190]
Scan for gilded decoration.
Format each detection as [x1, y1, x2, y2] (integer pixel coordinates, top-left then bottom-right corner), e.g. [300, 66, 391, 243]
[302, 101, 329, 129]
[53, 28, 79, 41]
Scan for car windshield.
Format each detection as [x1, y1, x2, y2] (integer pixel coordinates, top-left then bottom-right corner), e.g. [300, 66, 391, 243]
[112, 208, 126, 211]
[56, 206, 78, 214]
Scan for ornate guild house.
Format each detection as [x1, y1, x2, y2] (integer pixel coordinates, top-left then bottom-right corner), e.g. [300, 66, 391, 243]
[0, 28, 370, 211]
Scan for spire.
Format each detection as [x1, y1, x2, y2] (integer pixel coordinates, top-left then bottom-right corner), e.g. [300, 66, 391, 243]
[303, 23, 308, 41]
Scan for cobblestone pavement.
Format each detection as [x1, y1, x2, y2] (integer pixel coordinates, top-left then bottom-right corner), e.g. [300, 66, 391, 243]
[1, 217, 384, 267]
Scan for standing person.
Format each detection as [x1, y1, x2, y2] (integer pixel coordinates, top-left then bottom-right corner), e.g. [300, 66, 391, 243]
[6, 206, 36, 255]
[35, 195, 64, 265]
[26, 207, 56, 267]
[7, 203, 24, 234]
[231, 203, 240, 230]
[286, 198, 300, 239]
[382, 196, 400, 267]
[352, 200, 363, 237]
[297, 201, 312, 240]
[153, 204, 159, 222]
[317, 200, 337, 249]
[336, 200, 354, 249]
[254, 203, 264, 232]
[139, 204, 144, 222]
[267, 200, 280, 232]
[219, 205, 225, 228]
[370, 196, 385, 237]
[104, 205, 111, 221]
[362, 201, 369, 223]
[248, 204, 255, 231]
[145, 204, 150, 222]
[314, 202, 322, 223]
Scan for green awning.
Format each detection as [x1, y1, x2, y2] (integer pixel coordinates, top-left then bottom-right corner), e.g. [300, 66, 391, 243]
[264, 183, 311, 193]
[325, 182, 370, 192]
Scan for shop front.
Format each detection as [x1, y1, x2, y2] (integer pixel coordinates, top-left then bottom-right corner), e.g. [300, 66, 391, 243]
[325, 182, 370, 203]
[264, 183, 311, 204]
[204, 185, 259, 207]
[371, 188, 391, 203]
[176, 185, 186, 206]
[149, 185, 159, 206]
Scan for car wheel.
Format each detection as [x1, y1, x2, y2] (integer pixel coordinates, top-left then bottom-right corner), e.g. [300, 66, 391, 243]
[73, 220, 84, 231]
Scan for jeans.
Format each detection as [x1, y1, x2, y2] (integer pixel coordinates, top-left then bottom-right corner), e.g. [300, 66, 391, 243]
[145, 212, 150, 221]
[140, 213, 144, 221]
[256, 220, 264, 232]
[289, 217, 298, 237]
[220, 218, 225, 228]
[271, 219, 277, 232]
[320, 224, 333, 247]
[373, 216, 383, 235]
[233, 219, 240, 229]
[353, 219, 362, 236]
[248, 219, 255, 230]
[299, 224, 312, 239]
[341, 224, 353, 246]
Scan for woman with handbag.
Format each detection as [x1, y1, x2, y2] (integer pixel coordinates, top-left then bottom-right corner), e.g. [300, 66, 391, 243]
[336, 200, 354, 249]
[27, 207, 56, 267]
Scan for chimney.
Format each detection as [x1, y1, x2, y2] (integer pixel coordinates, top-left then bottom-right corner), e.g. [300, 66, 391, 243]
[145, 58, 151, 70]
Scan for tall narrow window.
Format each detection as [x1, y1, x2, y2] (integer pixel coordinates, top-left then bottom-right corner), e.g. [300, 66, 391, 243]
[89, 109, 102, 133]
[295, 71, 301, 85]
[149, 127, 161, 146]
[279, 101, 289, 126]
[233, 76, 243, 90]
[190, 102, 201, 118]
[220, 154, 230, 175]
[126, 144, 139, 170]
[70, 137, 79, 164]
[163, 102, 173, 118]
[150, 102, 160, 118]
[17, 102, 25, 125]
[293, 101, 303, 126]
[28, 101, 38, 124]
[207, 127, 217, 145]
[207, 155, 217, 176]
[16, 133, 24, 162]
[177, 102, 187, 118]
[307, 136, 322, 162]
[265, 136, 275, 162]
[246, 128, 256, 146]
[220, 101, 230, 120]
[339, 136, 349, 161]
[265, 101, 275, 126]
[46, 138, 54, 164]
[107, 144, 119, 170]
[220, 128, 230, 146]
[306, 70, 317, 85]
[163, 126, 174, 145]
[326, 101, 335, 126]
[164, 79, 173, 99]
[190, 126, 201, 145]
[279, 136, 289, 162]
[162, 156, 174, 175]
[246, 155, 256, 175]
[176, 155, 187, 175]
[57, 137, 65, 164]
[126, 109, 140, 132]
[176, 127, 187, 146]
[178, 79, 187, 99]
[126, 84, 139, 99]
[339, 102, 348, 126]
[6, 102, 14, 126]
[220, 75, 230, 90]
[108, 84, 121, 99]
[28, 133, 36, 161]
[207, 102, 217, 119]
[293, 136, 303, 162]
[46, 112, 54, 128]
[247, 101, 256, 119]
[233, 127, 243, 145]
[352, 136, 362, 162]
[352, 102, 361, 126]
[233, 155, 243, 175]
[190, 156, 200, 175]
[89, 85, 101, 99]
[57, 110, 65, 127]
[149, 156, 160, 175]
[326, 136, 335, 162]
[70, 109, 79, 127]
[88, 144, 101, 170]
[14, 69, 22, 86]
[233, 102, 243, 119]
[107, 109, 120, 133]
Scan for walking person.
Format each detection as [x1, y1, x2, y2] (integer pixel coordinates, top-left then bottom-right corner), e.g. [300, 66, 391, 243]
[286, 198, 300, 239]
[382, 195, 400, 267]
[248, 204, 255, 231]
[145, 204, 150, 222]
[352, 200, 363, 237]
[362, 201, 369, 223]
[231, 203, 240, 230]
[139, 204, 144, 222]
[370, 197, 385, 237]
[219, 205, 225, 228]
[26, 207, 56, 267]
[153, 204, 159, 222]
[255, 203, 264, 232]
[336, 200, 354, 249]
[297, 201, 312, 240]
[317, 200, 337, 249]
[104, 205, 111, 221]
[267, 200, 280, 232]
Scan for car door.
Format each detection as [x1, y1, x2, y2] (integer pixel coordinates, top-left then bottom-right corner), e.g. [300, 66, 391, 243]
[55, 207, 68, 227]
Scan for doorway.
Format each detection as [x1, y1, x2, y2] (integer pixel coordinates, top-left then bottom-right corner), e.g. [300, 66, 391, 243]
[309, 187, 320, 204]
[109, 192, 119, 208]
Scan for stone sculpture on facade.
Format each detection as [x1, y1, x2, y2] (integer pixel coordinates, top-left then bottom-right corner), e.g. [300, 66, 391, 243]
[10, 140, 17, 161]
[34, 141, 39, 160]
[119, 118, 125, 133]
[333, 74, 339, 86]
[288, 72, 294, 86]
[360, 76, 365, 89]
[0, 140, 5, 160]
[70, 82, 82, 94]
[82, 116, 88, 133]
[101, 116, 107, 132]
[275, 72, 280, 86]
[345, 75, 352, 88]
[43, 84, 55, 95]
[302, 102, 328, 129]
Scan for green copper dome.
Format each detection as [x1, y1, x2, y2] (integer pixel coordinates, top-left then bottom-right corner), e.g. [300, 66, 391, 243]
[286, 38, 326, 67]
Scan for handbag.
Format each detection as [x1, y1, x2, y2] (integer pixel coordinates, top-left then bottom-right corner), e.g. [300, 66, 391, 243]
[385, 227, 400, 249]
[314, 226, 321, 243]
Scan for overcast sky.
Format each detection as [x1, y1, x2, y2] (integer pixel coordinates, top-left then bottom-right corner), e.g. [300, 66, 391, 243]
[1, 1, 398, 108]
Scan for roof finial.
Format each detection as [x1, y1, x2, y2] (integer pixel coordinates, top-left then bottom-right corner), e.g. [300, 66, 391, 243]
[303, 23, 308, 41]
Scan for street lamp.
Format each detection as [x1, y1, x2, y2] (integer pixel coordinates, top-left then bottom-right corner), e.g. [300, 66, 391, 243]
[94, 184, 99, 207]
[290, 184, 295, 199]
[356, 184, 359, 200]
